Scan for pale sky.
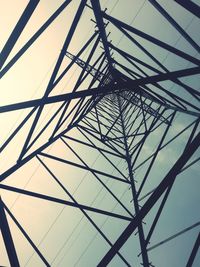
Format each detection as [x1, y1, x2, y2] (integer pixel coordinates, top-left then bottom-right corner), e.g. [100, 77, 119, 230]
[0, 1, 200, 266]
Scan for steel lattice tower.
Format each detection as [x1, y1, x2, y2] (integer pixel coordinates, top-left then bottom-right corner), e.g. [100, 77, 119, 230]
[0, 1, 200, 266]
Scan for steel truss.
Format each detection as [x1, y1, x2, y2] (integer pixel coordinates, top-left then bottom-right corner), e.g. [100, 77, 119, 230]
[0, 0, 199, 266]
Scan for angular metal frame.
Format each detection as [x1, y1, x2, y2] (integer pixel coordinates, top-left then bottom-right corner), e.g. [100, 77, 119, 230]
[0, 1, 199, 266]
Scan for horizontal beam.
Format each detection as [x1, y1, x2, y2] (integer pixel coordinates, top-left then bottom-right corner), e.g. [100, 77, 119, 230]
[98, 130, 200, 266]
[0, 66, 199, 113]
[0, 184, 131, 221]
[103, 12, 200, 66]
[63, 135, 123, 158]
[39, 151, 130, 184]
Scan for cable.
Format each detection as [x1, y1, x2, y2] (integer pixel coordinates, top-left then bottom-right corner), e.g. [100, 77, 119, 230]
[147, 221, 200, 252]
[6, 0, 100, 213]
[57, 171, 129, 266]
[52, 157, 127, 265]
[24, 151, 102, 266]
[116, 0, 147, 47]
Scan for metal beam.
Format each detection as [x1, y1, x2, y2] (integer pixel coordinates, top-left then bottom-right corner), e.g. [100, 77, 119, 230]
[147, 221, 200, 252]
[148, 0, 200, 53]
[103, 12, 200, 66]
[0, 198, 20, 267]
[17, 0, 87, 162]
[3, 201, 50, 266]
[186, 232, 200, 267]
[39, 151, 130, 184]
[174, 0, 200, 19]
[118, 95, 150, 266]
[0, 66, 200, 114]
[0, 0, 72, 78]
[0, 0, 40, 70]
[91, 0, 114, 72]
[97, 130, 200, 266]
[0, 184, 131, 221]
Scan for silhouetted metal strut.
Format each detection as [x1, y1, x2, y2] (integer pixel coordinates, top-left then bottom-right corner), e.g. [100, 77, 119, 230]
[0, 0, 199, 266]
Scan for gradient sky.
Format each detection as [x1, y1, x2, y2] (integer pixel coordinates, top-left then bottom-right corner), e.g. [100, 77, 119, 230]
[0, 1, 200, 266]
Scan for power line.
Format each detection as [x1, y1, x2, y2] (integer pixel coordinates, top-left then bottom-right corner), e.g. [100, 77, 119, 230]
[147, 221, 200, 252]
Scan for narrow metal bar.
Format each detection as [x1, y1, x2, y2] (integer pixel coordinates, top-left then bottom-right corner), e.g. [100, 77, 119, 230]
[103, 13, 200, 66]
[26, 102, 74, 151]
[0, 0, 72, 78]
[130, 108, 166, 162]
[147, 221, 200, 252]
[94, 106, 103, 139]
[1, 66, 200, 115]
[17, 0, 87, 161]
[136, 112, 176, 198]
[117, 94, 150, 266]
[180, 156, 200, 173]
[174, 0, 200, 19]
[114, 59, 141, 79]
[133, 118, 198, 173]
[50, 98, 85, 141]
[186, 232, 200, 267]
[91, 0, 114, 71]
[66, 98, 89, 128]
[0, 107, 37, 153]
[97, 130, 200, 266]
[148, 0, 200, 53]
[76, 128, 128, 180]
[145, 185, 174, 248]
[3, 201, 50, 266]
[60, 138, 133, 217]
[103, 93, 137, 140]
[0, 184, 131, 221]
[36, 156, 131, 266]
[0, 198, 20, 267]
[68, 98, 96, 130]
[52, 34, 101, 137]
[53, 31, 99, 87]
[62, 134, 121, 158]
[88, 53, 107, 87]
[68, 50, 105, 83]
[77, 124, 125, 157]
[0, 0, 40, 70]
[39, 151, 130, 184]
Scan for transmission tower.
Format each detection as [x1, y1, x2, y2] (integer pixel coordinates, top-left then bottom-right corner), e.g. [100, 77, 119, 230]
[0, 1, 200, 266]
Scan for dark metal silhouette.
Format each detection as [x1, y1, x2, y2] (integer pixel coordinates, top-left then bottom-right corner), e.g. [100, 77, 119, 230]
[0, 0, 199, 266]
